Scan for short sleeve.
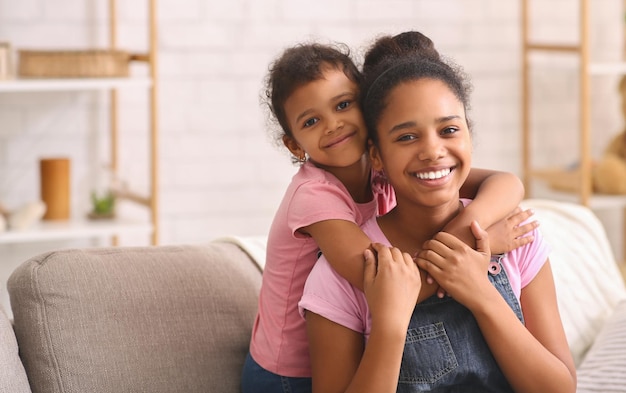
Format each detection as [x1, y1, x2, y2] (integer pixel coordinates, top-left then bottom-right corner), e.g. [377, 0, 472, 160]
[287, 180, 359, 237]
[510, 226, 551, 289]
[299, 257, 368, 334]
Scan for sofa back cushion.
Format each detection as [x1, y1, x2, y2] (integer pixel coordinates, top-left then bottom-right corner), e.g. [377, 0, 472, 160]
[521, 199, 626, 366]
[0, 305, 31, 393]
[8, 242, 262, 393]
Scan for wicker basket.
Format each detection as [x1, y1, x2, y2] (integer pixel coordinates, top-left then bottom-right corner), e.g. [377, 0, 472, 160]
[18, 49, 130, 78]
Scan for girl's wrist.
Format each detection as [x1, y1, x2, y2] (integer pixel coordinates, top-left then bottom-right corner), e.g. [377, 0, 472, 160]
[455, 204, 487, 229]
[443, 208, 479, 249]
[466, 283, 503, 317]
[369, 323, 409, 344]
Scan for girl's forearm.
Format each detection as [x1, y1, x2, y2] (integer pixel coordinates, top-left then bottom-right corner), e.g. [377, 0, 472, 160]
[470, 291, 576, 393]
[344, 327, 406, 393]
[459, 170, 525, 229]
[447, 171, 524, 247]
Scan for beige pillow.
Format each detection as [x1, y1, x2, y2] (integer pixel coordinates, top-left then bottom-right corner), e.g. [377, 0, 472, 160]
[8, 242, 261, 393]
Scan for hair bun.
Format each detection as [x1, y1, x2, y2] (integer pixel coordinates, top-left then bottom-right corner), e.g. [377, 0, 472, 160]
[363, 31, 440, 73]
[392, 31, 440, 61]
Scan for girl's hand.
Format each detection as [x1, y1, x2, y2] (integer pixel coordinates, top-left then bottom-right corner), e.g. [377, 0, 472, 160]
[364, 243, 421, 330]
[487, 207, 538, 254]
[426, 205, 529, 298]
[415, 221, 493, 310]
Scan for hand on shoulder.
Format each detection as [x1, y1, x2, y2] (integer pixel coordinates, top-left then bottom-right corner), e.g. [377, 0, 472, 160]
[363, 243, 421, 331]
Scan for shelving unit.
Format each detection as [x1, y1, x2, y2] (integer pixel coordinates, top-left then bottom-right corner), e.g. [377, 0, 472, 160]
[0, 219, 153, 245]
[521, 0, 626, 261]
[0, 78, 153, 93]
[0, 0, 159, 245]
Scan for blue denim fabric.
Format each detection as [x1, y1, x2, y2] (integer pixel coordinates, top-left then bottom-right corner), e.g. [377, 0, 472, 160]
[241, 352, 312, 393]
[397, 255, 522, 393]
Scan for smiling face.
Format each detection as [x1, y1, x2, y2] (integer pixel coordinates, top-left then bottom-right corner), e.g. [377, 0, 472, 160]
[282, 66, 368, 172]
[370, 78, 472, 209]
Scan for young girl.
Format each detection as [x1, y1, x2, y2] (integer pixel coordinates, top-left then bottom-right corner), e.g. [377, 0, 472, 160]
[241, 41, 537, 393]
[299, 32, 576, 393]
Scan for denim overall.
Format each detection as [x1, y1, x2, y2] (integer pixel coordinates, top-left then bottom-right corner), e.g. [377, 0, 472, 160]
[397, 255, 523, 393]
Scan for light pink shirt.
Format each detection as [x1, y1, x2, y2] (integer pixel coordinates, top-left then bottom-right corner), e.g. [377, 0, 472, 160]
[249, 161, 395, 377]
[299, 199, 550, 337]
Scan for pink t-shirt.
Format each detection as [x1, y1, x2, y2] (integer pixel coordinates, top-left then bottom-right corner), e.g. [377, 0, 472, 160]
[249, 161, 395, 377]
[299, 199, 550, 338]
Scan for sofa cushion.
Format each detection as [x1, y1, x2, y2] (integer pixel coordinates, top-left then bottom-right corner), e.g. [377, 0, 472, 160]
[521, 199, 626, 366]
[576, 300, 626, 392]
[8, 242, 262, 393]
[0, 306, 31, 393]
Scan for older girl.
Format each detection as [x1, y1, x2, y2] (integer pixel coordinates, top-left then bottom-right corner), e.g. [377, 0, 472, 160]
[300, 32, 576, 393]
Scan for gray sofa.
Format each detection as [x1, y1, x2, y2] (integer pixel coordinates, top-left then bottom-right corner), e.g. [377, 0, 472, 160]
[1, 199, 625, 393]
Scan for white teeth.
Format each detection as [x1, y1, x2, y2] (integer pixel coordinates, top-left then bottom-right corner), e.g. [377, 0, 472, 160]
[416, 168, 451, 180]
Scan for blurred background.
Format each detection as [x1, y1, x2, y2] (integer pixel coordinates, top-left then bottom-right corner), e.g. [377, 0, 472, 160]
[0, 0, 624, 313]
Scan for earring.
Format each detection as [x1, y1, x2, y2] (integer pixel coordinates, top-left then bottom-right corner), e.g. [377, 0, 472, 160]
[298, 154, 307, 163]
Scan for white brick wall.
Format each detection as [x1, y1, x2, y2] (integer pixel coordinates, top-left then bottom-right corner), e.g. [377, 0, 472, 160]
[0, 0, 624, 314]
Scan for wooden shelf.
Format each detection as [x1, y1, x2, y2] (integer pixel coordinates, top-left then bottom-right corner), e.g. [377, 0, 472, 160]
[531, 177, 626, 210]
[0, 77, 152, 93]
[522, 0, 620, 206]
[522, 0, 626, 262]
[589, 61, 626, 75]
[530, 166, 626, 210]
[0, 218, 152, 244]
[526, 56, 626, 76]
[0, 0, 159, 247]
